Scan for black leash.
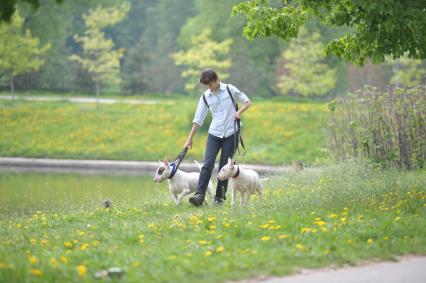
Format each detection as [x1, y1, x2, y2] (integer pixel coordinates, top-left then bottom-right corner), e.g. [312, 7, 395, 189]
[234, 118, 246, 159]
[168, 146, 188, 179]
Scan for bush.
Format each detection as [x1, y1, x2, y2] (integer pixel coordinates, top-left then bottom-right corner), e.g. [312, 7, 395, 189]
[328, 86, 426, 169]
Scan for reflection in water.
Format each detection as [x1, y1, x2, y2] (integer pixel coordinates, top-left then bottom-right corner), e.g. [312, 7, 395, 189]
[0, 170, 169, 217]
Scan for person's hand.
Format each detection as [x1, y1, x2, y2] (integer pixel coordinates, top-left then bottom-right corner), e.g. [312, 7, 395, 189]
[235, 111, 241, 120]
[184, 138, 192, 150]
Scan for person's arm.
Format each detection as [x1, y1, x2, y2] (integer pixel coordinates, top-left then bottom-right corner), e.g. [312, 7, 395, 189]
[184, 95, 208, 149]
[184, 123, 199, 149]
[235, 101, 251, 119]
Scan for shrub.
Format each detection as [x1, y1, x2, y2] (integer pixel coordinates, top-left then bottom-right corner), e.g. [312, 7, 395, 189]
[328, 86, 425, 169]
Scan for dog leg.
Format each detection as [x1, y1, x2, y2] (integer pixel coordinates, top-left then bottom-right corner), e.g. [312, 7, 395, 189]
[171, 191, 179, 205]
[257, 183, 263, 200]
[176, 186, 191, 206]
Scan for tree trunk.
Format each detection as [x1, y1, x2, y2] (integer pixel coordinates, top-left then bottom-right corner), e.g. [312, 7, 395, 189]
[10, 73, 15, 101]
[95, 76, 100, 106]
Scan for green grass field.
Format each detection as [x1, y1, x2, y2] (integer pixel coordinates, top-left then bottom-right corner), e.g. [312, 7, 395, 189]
[0, 161, 425, 282]
[0, 95, 328, 165]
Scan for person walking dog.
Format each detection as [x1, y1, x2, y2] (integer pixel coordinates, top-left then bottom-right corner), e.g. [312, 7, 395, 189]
[183, 68, 251, 206]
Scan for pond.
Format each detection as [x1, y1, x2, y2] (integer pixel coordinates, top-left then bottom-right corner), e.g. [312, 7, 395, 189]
[0, 170, 169, 218]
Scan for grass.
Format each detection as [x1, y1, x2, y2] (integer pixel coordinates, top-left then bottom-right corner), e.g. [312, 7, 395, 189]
[0, 161, 425, 282]
[0, 95, 329, 165]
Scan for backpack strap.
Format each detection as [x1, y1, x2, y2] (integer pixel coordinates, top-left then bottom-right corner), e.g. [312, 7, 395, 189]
[226, 85, 238, 111]
[202, 94, 209, 108]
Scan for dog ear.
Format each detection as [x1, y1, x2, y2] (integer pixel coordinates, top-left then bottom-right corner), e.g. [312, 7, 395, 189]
[158, 160, 163, 165]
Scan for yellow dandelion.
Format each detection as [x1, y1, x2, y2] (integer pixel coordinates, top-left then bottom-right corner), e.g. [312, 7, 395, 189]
[300, 227, 311, 234]
[79, 231, 86, 237]
[30, 238, 36, 245]
[367, 239, 373, 245]
[64, 241, 73, 249]
[207, 216, 216, 222]
[77, 265, 87, 278]
[80, 243, 89, 251]
[329, 213, 338, 219]
[16, 223, 22, 228]
[40, 239, 48, 246]
[92, 240, 100, 247]
[259, 224, 270, 229]
[205, 250, 213, 257]
[198, 240, 207, 245]
[384, 236, 389, 241]
[278, 234, 289, 239]
[148, 223, 155, 229]
[216, 246, 224, 253]
[347, 240, 353, 245]
[30, 269, 42, 276]
[29, 255, 38, 265]
[132, 261, 140, 267]
[50, 257, 59, 267]
[394, 216, 400, 221]
[296, 244, 305, 251]
[223, 223, 230, 228]
[60, 256, 68, 264]
[260, 236, 271, 241]
[209, 225, 216, 230]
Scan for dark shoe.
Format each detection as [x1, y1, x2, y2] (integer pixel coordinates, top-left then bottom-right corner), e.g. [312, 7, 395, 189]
[214, 196, 224, 206]
[189, 193, 205, 207]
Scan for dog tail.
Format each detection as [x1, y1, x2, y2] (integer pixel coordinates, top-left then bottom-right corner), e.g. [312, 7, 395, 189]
[193, 160, 202, 171]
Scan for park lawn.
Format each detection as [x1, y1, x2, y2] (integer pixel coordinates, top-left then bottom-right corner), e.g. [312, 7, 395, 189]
[0, 162, 425, 282]
[0, 96, 328, 165]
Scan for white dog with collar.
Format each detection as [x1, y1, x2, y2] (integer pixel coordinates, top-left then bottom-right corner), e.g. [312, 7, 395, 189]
[154, 160, 213, 205]
[217, 158, 264, 206]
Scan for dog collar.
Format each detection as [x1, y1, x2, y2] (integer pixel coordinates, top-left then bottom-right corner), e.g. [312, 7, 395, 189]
[232, 166, 240, 178]
[168, 163, 177, 179]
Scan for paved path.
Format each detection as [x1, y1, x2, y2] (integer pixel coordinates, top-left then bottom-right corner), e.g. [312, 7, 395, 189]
[250, 256, 426, 283]
[0, 157, 308, 175]
[0, 95, 175, 105]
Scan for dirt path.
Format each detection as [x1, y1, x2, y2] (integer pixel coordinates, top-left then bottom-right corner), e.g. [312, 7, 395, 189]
[246, 256, 426, 283]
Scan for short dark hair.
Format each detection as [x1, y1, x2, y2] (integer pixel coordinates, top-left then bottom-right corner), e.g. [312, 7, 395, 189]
[199, 68, 218, 85]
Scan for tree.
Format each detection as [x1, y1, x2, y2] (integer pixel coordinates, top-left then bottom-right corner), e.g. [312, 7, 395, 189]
[232, 0, 426, 64]
[171, 28, 233, 93]
[277, 28, 336, 97]
[0, 0, 63, 22]
[0, 9, 50, 98]
[69, 3, 130, 100]
[387, 55, 426, 88]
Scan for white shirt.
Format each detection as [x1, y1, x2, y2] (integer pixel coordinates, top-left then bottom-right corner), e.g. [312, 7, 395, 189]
[192, 82, 250, 138]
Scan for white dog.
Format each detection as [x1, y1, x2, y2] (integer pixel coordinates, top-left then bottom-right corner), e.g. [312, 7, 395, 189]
[154, 160, 213, 205]
[217, 158, 264, 206]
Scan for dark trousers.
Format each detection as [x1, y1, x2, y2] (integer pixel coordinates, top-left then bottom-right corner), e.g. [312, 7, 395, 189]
[196, 132, 239, 198]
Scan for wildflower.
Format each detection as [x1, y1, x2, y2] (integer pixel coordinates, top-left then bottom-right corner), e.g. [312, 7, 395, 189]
[205, 251, 213, 257]
[394, 216, 401, 222]
[30, 269, 42, 276]
[384, 236, 389, 241]
[278, 234, 288, 239]
[79, 231, 86, 237]
[77, 265, 87, 278]
[30, 238, 37, 245]
[209, 225, 216, 230]
[50, 257, 59, 267]
[148, 223, 155, 229]
[132, 261, 140, 267]
[347, 240, 353, 245]
[296, 244, 305, 251]
[16, 223, 22, 228]
[60, 256, 68, 264]
[329, 213, 338, 219]
[92, 240, 100, 247]
[29, 255, 38, 265]
[300, 227, 311, 234]
[259, 224, 269, 229]
[216, 246, 224, 253]
[80, 243, 89, 251]
[198, 240, 208, 245]
[64, 241, 73, 249]
[40, 239, 48, 246]
[260, 236, 271, 241]
[207, 216, 216, 222]
[367, 239, 373, 245]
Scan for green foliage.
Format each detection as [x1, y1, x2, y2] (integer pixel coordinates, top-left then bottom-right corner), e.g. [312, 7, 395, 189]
[277, 28, 336, 97]
[233, 0, 426, 64]
[328, 86, 426, 169]
[69, 3, 130, 96]
[386, 55, 426, 88]
[0, 0, 63, 22]
[171, 29, 233, 93]
[0, 9, 50, 93]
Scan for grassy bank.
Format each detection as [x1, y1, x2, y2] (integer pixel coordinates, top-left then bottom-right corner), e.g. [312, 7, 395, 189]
[0, 162, 425, 282]
[0, 96, 328, 165]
